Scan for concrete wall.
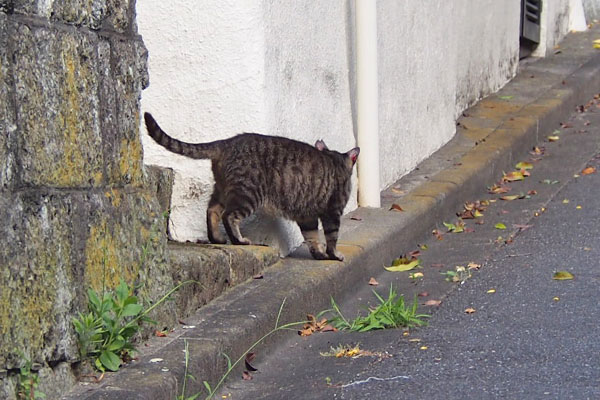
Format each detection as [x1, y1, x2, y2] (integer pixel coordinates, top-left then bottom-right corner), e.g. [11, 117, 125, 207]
[138, 0, 575, 252]
[583, 0, 600, 21]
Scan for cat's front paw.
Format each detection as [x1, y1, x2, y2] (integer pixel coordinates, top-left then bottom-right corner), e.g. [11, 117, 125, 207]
[327, 249, 344, 262]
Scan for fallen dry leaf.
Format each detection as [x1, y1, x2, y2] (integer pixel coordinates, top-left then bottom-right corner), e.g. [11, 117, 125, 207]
[252, 274, 264, 279]
[464, 307, 476, 314]
[424, 299, 442, 306]
[245, 352, 257, 372]
[547, 135, 560, 142]
[486, 289, 496, 294]
[368, 277, 379, 286]
[350, 216, 363, 221]
[553, 271, 574, 280]
[299, 314, 337, 336]
[432, 229, 444, 240]
[418, 291, 429, 297]
[502, 171, 525, 182]
[467, 262, 481, 270]
[391, 187, 405, 195]
[581, 166, 596, 175]
[242, 371, 253, 381]
[430, 263, 444, 268]
[390, 203, 404, 212]
[155, 330, 167, 337]
[489, 183, 511, 194]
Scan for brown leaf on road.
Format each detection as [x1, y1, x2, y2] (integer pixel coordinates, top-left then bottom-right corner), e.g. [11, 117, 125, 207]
[390, 203, 404, 211]
[350, 216, 363, 221]
[489, 183, 511, 194]
[430, 263, 444, 268]
[252, 273, 264, 279]
[299, 314, 336, 336]
[155, 330, 167, 337]
[529, 146, 545, 156]
[245, 352, 258, 372]
[581, 166, 596, 175]
[368, 277, 379, 286]
[424, 300, 442, 306]
[502, 171, 525, 182]
[418, 291, 429, 297]
[432, 229, 444, 240]
[464, 307, 476, 314]
[242, 371, 253, 381]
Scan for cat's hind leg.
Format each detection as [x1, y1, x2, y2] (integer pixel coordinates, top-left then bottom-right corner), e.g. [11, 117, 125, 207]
[207, 192, 226, 244]
[298, 218, 328, 260]
[222, 204, 252, 245]
[320, 214, 344, 261]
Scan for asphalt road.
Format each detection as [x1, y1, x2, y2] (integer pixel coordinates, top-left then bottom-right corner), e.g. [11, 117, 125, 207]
[220, 95, 600, 400]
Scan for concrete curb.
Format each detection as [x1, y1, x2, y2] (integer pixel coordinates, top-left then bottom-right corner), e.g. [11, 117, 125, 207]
[64, 27, 600, 400]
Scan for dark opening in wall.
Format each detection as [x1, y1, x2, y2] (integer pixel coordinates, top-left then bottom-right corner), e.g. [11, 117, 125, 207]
[520, 0, 542, 58]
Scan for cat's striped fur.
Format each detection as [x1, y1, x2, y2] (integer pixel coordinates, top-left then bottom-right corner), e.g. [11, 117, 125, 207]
[144, 112, 359, 261]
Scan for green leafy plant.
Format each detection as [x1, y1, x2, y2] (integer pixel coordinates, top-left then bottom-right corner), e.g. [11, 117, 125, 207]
[73, 279, 197, 372]
[16, 356, 45, 400]
[72, 279, 152, 372]
[320, 285, 429, 332]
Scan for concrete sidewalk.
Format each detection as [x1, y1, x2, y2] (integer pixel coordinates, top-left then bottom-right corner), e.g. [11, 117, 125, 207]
[64, 26, 600, 400]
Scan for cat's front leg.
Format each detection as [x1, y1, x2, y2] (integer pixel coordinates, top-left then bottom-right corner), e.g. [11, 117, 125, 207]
[321, 215, 344, 261]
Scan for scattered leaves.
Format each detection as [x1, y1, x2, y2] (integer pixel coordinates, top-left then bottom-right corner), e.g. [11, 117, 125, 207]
[390, 203, 404, 212]
[320, 344, 364, 358]
[443, 221, 465, 233]
[495, 222, 507, 230]
[299, 314, 337, 336]
[432, 229, 444, 240]
[553, 271, 574, 280]
[368, 277, 379, 286]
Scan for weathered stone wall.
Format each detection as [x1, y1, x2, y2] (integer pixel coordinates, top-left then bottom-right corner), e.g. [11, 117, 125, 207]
[0, 1, 175, 398]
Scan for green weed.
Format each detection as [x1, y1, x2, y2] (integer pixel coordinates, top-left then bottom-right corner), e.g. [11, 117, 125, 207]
[16, 356, 45, 400]
[180, 298, 306, 400]
[73, 279, 198, 372]
[320, 285, 429, 332]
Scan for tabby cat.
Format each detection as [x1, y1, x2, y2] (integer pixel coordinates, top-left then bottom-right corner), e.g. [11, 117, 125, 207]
[144, 112, 359, 261]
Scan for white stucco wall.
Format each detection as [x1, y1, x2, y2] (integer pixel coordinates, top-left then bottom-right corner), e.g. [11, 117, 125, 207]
[534, 0, 572, 56]
[377, 0, 520, 189]
[137, 0, 575, 254]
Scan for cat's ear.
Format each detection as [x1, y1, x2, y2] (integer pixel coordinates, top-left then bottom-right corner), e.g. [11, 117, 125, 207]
[315, 139, 328, 151]
[346, 147, 360, 165]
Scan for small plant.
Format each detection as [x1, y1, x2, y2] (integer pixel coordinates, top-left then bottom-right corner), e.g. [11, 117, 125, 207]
[320, 285, 429, 332]
[442, 265, 471, 283]
[16, 356, 45, 400]
[181, 299, 306, 400]
[73, 279, 197, 372]
[73, 279, 153, 372]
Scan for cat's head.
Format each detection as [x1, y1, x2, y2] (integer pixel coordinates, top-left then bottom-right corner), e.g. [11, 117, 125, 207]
[315, 139, 359, 167]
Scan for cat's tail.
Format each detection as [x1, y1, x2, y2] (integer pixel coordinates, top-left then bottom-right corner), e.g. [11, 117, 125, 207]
[144, 112, 220, 160]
